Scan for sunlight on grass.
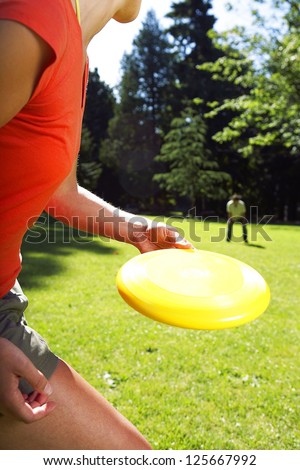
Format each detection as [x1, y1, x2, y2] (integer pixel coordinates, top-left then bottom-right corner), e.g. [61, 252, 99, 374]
[19, 218, 300, 450]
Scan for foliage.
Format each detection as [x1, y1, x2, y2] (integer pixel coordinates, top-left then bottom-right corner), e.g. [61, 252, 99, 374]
[165, 0, 245, 211]
[199, 0, 300, 156]
[82, 0, 300, 220]
[77, 125, 101, 192]
[99, 110, 160, 207]
[154, 107, 231, 207]
[83, 68, 115, 156]
[201, 33, 300, 157]
[121, 9, 176, 135]
[198, 0, 300, 219]
[98, 10, 175, 208]
[166, 0, 220, 104]
[78, 69, 115, 192]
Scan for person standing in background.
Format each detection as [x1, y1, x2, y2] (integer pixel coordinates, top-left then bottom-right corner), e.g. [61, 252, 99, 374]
[226, 194, 248, 243]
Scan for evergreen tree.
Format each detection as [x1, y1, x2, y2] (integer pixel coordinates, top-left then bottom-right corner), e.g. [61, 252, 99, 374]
[83, 68, 115, 159]
[163, 0, 246, 213]
[166, 0, 222, 106]
[154, 107, 231, 210]
[98, 10, 175, 209]
[119, 9, 176, 140]
[77, 125, 101, 192]
[80, 68, 115, 195]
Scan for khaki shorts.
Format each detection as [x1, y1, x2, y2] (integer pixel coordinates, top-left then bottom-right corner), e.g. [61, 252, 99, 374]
[0, 281, 59, 394]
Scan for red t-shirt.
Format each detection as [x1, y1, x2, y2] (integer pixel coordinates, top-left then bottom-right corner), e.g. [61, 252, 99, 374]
[0, 0, 88, 297]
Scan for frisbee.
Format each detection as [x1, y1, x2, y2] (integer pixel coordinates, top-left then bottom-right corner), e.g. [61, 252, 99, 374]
[116, 249, 270, 330]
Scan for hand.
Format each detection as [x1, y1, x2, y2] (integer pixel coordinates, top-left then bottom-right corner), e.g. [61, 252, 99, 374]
[0, 338, 56, 423]
[131, 220, 195, 254]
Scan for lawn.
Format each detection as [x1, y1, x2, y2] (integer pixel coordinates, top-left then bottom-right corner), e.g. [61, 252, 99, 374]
[19, 215, 300, 450]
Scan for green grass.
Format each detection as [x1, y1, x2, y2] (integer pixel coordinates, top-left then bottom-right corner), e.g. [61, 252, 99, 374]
[19, 217, 300, 450]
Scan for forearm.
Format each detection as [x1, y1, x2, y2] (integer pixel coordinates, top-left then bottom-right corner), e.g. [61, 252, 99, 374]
[45, 185, 149, 246]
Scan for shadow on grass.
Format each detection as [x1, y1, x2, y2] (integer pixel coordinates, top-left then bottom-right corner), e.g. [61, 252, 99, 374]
[19, 223, 116, 290]
[245, 242, 266, 249]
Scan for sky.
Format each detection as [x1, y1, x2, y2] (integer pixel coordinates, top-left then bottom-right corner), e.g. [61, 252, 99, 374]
[87, 0, 261, 88]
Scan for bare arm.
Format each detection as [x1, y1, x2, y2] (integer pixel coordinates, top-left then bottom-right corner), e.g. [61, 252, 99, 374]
[46, 161, 193, 253]
[0, 19, 53, 127]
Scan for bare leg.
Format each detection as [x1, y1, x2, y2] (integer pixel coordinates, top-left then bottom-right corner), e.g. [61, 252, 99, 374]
[0, 359, 152, 450]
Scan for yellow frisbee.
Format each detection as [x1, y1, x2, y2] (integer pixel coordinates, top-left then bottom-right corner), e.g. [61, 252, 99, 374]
[116, 249, 270, 330]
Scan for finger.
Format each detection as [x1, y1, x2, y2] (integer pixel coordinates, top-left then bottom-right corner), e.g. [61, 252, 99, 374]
[164, 227, 178, 243]
[173, 238, 195, 249]
[16, 352, 53, 398]
[26, 390, 39, 404]
[12, 352, 56, 422]
[27, 390, 51, 407]
[23, 400, 56, 422]
[147, 224, 176, 244]
[4, 387, 56, 423]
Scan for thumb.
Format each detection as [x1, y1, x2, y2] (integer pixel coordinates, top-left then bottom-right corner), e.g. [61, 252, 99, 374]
[165, 227, 195, 249]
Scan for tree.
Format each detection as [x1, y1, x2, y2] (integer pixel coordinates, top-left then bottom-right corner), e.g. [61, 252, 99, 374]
[154, 107, 231, 211]
[166, 0, 222, 106]
[77, 125, 101, 192]
[198, 0, 300, 219]
[98, 10, 175, 209]
[80, 68, 115, 197]
[165, 0, 246, 206]
[83, 68, 115, 159]
[119, 9, 176, 140]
